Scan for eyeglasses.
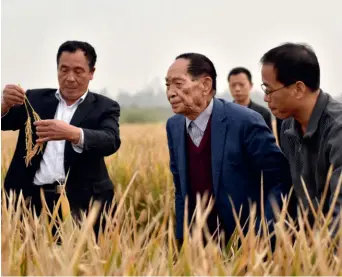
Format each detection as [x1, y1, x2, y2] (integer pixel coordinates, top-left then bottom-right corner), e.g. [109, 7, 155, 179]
[261, 83, 293, 95]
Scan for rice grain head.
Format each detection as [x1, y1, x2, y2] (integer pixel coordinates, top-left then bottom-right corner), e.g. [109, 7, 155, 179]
[23, 96, 44, 166]
[24, 115, 33, 167]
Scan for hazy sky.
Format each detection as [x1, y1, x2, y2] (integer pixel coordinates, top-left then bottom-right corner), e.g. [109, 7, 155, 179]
[1, 0, 341, 98]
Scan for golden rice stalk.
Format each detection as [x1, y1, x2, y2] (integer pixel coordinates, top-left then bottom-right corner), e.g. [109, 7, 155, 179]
[24, 111, 33, 167]
[32, 110, 41, 121]
[60, 185, 71, 221]
[23, 95, 44, 166]
[66, 201, 101, 275]
[60, 169, 72, 221]
[32, 108, 44, 153]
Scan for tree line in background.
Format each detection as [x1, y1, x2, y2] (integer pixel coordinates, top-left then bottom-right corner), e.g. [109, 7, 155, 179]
[97, 78, 342, 124]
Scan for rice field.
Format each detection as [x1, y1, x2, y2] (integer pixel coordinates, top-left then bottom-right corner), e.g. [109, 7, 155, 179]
[1, 124, 342, 276]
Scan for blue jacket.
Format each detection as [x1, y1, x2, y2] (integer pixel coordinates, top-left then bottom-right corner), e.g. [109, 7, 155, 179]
[166, 98, 292, 239]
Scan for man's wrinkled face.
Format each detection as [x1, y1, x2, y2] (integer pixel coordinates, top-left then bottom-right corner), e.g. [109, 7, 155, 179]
[165, 58, 206, 116]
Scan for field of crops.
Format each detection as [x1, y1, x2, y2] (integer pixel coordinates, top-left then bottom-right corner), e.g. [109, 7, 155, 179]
[1, 124, 342, 275]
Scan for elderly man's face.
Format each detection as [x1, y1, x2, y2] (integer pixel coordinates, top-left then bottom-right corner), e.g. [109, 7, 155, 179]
[165, 58, 208, 117]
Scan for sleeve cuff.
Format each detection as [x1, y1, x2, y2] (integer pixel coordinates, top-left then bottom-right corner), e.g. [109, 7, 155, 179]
[71, 128, 84, 153]
[1, 110, 9, 118]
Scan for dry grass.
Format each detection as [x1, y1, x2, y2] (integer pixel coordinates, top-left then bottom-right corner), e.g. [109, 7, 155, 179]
[2, 124, 342, 276]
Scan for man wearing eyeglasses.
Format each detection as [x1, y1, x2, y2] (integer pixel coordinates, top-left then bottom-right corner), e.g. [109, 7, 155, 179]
[260, 42, 342, 231]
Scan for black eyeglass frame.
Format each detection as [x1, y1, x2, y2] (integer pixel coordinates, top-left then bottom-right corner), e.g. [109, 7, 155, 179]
[261, 83, 295, 95]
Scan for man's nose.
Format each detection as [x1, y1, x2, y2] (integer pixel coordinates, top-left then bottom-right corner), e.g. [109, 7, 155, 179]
[66, 73, 76, 82]
[264, 94, 270, 102]
[167, 89, 177, 99]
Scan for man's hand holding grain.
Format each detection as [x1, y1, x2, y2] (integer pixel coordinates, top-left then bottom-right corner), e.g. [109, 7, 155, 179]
[1, 84, 25, 115]
[34, 119, 81, 144]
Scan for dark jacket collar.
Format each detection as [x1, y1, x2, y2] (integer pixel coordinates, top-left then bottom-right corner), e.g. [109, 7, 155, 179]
[232, 99, 252, 108]
[285, 90, 329, 139]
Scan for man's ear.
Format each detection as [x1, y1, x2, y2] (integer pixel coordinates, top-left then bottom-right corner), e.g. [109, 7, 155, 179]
[294, 81, 306, 99]
[202, 76, 213, 96]
[90, 67, 96, 80]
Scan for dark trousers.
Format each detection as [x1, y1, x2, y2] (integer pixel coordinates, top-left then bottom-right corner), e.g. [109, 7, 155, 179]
[28, 184, 115, 241]
[187, 197, 226, 246]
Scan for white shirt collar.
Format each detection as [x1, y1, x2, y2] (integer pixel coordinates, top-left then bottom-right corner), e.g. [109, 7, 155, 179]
[55, 89, 89, 106]
[185, 98, 214, 132]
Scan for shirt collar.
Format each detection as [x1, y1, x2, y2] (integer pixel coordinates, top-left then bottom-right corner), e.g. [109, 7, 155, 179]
[55, 89, 89, 106]
[285, 89, 328, 139]
[186, 98, 214, 132]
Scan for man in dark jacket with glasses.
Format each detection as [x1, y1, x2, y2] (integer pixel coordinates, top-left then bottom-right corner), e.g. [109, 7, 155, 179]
[261, 42, 342, 233]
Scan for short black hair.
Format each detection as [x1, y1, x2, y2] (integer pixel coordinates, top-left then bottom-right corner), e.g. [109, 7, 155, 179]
[260, 42, 320, 91]
[176, 53, 217, 93]
[57, 40, 97, 70]
[228, 67, 252, 83]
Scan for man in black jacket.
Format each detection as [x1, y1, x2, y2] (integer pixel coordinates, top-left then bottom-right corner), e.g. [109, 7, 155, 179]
[228, 67, 273, 131]
[1, 40, 121, 235]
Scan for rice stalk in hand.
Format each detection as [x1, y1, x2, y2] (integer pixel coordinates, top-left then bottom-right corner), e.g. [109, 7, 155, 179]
[24, 107, 33, 167]
[23, 95, 44, 166]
